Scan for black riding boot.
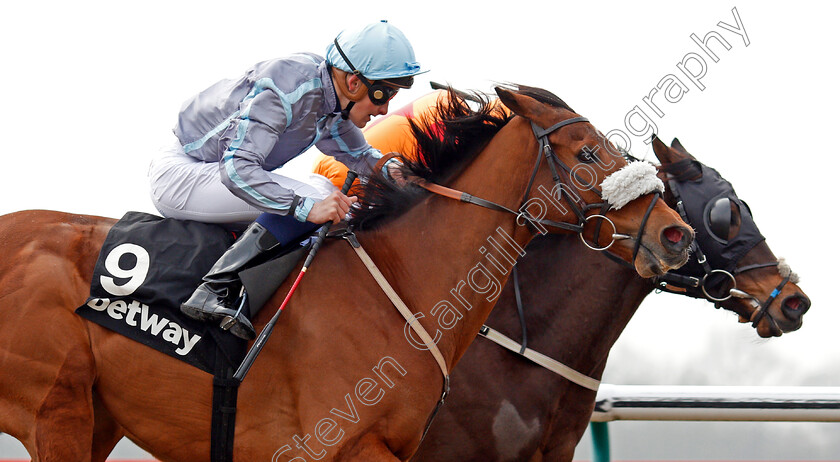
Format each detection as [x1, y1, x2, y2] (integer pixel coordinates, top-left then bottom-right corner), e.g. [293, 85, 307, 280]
[180, 222, 280, 339]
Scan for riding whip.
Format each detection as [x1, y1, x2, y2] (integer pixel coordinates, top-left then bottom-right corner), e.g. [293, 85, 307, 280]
[233, 170, 358, 382]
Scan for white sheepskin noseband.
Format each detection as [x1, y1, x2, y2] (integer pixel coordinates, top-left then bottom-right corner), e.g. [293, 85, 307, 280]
[599, 162, 665, 210]
[778, 258, 801, 284]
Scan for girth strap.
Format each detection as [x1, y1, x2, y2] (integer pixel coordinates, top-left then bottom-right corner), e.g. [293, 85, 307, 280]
[478, 325, 600, 391]
[210, 344, 242, 462]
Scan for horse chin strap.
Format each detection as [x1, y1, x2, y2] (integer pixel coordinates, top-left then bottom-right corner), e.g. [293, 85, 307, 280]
[408, 115, 672, 392]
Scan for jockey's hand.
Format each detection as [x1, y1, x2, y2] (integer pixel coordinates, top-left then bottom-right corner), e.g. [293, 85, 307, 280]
[307, 191, 357, 224]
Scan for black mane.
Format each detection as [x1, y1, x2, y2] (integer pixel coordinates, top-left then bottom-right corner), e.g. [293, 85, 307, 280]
[349, 87, 511, 230]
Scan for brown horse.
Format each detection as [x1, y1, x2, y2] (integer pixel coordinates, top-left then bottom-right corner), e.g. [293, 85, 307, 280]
[410, 136, 811, 461]
[0, 86, 692, 461]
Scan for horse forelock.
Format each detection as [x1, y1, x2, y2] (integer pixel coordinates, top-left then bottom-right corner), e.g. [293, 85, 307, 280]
[349, 87, 511, 230]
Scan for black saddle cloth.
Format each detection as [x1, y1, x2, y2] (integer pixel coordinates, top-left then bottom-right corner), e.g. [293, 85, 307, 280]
[75, 212, 308, 373]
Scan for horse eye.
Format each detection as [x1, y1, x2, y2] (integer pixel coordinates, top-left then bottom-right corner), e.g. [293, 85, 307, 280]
[577, 150, 596, 164]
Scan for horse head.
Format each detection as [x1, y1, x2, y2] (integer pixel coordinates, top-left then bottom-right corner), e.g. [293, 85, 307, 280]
[652, 135, 810, 337]
[495, 86, 693, 278]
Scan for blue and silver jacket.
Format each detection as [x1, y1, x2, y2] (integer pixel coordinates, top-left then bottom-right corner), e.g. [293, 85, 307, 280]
[173, 53, 382, 221]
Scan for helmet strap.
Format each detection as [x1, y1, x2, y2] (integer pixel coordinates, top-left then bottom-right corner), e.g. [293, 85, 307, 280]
[341, 101, 355, 120]
[331, 67, 366, 104]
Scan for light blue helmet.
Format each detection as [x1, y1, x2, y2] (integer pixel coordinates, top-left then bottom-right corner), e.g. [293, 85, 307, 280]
[326, 20, 425, 80]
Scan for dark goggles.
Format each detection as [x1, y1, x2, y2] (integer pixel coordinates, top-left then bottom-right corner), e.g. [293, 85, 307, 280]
[333, 39, 412, 105]
[366, 81, 400, 105]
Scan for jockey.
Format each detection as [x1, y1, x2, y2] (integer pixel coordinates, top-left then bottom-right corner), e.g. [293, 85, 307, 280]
[148, 20, 424, 340]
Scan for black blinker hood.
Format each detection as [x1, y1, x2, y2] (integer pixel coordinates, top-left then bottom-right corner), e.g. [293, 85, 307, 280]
[667, 161, 765, 284]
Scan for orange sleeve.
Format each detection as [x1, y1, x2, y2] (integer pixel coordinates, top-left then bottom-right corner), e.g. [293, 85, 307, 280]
[312, 152, 351, 190]
[313, 90, 512, 188]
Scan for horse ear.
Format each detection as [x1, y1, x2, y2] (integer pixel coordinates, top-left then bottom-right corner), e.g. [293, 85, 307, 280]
[651, 134, 682, 166]
[495, 87, 548, 122]
[657, 137, 702, 181]
[670, 138, 694, 158]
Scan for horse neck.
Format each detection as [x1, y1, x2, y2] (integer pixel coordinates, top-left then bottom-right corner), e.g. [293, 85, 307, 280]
[361, 119, 542, 369]
[486, 234, 656, 379]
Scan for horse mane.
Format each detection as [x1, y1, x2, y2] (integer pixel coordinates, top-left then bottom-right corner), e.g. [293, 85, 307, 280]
[349, 86, 511, 229]
[499, 83, 576, 113]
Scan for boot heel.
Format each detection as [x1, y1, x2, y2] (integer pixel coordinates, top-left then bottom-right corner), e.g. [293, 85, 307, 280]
[220, 315, 237, 331]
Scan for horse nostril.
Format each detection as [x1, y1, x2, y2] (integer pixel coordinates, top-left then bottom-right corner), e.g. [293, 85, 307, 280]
[663, 226, 684, 244]
[781, 295, 810, 320]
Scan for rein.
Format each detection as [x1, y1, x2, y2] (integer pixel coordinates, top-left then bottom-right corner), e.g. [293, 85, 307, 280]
[341, 115, 615, 437]
[343, 114, 672, 434]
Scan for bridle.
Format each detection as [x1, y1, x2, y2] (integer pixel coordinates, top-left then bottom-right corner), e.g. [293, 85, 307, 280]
[658, 198, 790, 331]
[408, 115, 661, 260]
[399, 112, 665, 393]
[482, 154, 792, 391]
[653, 161, 793, 332]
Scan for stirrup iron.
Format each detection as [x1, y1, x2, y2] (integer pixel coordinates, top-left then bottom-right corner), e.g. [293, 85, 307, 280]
[220, 288, 247, 331]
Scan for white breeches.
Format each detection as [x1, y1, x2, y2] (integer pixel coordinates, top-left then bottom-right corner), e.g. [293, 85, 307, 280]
[148, 136, 336, 227]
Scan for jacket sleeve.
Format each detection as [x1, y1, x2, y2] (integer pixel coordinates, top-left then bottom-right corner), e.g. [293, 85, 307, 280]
[218, 88, 312, 221]
[315, 117, 384, 175]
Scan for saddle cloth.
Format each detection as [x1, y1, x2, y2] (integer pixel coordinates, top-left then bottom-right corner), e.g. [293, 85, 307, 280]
[75, 212, 307, 373]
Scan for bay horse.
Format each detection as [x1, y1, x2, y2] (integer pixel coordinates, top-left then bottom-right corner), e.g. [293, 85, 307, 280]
[0, 86, 692, 461]
[309, 89, 810, 460]
[410, 136, 811, 461]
